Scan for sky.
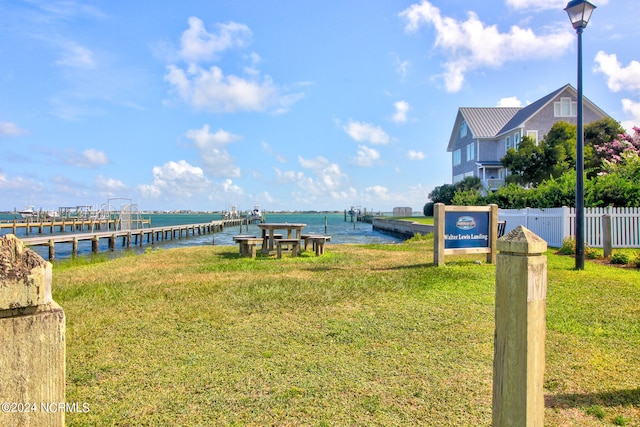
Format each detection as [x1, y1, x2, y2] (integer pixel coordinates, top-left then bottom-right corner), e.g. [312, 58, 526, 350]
[1, 0, 639, 213]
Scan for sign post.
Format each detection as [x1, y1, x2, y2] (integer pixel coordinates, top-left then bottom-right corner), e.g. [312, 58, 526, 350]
[434, 203, 499, 266]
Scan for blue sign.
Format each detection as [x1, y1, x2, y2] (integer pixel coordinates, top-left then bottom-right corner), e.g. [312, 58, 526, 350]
[444, 211, 490, 249]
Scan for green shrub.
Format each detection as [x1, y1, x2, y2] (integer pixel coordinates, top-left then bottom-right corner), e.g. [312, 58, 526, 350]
[634, 252, 640, 268]
[558, 236, 576, 255]
[423, 202, 434, 217]
[585, 244, 600, 259]
[610, 252, 630, 265]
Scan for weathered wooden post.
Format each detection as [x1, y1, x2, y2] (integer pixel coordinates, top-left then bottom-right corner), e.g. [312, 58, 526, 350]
[602, 214, 612, 258]
[0, 234, 66, 426]
[493, 226, 547, 427]
[48, 238, 55, 261]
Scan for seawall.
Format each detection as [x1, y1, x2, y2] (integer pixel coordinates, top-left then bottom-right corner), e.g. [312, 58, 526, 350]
[371, 218, 434, 238]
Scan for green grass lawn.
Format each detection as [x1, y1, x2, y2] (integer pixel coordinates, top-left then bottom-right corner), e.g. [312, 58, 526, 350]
[52, 237, 639, 426]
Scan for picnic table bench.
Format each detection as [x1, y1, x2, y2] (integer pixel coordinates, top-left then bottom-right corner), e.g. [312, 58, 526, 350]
[276, 238, 301, 258]
[301, 234, 331, 255]
[233, 235, 263, 258]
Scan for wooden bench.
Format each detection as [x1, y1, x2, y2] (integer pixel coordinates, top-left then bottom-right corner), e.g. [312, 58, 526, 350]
[308, 236, 331, 256]
[234, 236, 263, 258]
[275, 238, 301, 258]
[301, 234, 315, 250]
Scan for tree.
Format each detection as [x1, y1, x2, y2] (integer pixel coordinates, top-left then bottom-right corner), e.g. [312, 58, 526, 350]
[428, 183, 456, 205]
[584, 117, 627, 174]
[588, 148, 640, 207]
[501, 136, 545, 186]
[501, 122, 578, 187]
[592, 126, 640, 167]
[427, 176, 483, 206]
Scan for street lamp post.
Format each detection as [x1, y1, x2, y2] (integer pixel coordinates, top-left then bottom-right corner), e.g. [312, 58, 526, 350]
[565, 0, 596, 270]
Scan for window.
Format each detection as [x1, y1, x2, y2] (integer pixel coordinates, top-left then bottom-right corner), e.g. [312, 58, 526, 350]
[554, 97, 577, 117]
[506, 136, 512, 150]
[453, 149, 461, 166]
[514, 132, 521, 150]
[527, 130, 539, 144]
[460, 121, 467, 138]
[466, 142, 475, 161]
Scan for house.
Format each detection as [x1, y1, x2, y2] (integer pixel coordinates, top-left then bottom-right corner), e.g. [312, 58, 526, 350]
[446, 84, 611, 191]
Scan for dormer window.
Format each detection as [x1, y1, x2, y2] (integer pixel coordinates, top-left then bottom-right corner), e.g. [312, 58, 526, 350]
[554, 97, 577, 117]
[460, 121, 468, 138]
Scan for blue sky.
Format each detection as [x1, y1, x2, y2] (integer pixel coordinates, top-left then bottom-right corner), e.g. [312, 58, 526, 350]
[1, 0, 639, 213]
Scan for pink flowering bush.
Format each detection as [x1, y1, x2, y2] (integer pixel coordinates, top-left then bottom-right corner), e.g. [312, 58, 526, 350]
[594, 126, 640, 169]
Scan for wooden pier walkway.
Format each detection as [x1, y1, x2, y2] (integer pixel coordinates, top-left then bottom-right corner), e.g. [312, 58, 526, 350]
[14, 218, 251, 261]
[0, 217, 148, 235]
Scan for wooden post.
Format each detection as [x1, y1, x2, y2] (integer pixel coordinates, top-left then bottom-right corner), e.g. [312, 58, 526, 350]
[602, 214, 612, 258]
[493, 226, 547, 427]
[488, 204, 498, 264]
[48, 239, 55, 261]
[72, 236, 78, 258]
[0, 235, 66, 427]
[433, 203, 446, 266]
[92, 236, 99, 253]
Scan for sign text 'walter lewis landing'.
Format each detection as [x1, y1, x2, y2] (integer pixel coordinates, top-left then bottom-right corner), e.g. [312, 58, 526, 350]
[434, 204, 499, 266]
[444, 212, 490, 249]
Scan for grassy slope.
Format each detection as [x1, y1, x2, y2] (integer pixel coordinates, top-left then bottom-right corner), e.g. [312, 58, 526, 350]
[53, 239, 639, 426]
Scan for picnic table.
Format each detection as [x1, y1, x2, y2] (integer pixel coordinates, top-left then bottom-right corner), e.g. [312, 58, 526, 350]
[257, 223, 306, 255]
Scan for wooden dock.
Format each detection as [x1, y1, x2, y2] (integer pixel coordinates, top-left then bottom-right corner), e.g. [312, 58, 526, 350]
[0, 217, 148, 235]
[14, 218, 252, 261]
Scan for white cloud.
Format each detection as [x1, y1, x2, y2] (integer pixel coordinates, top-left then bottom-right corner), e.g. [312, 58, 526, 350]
[165, 64, 279, 113]
[298, 156, 347, 193]
[354, 145, 380, 167]
[0, 172, 43, 191]
[220, 178, 244, 196]
[594, 51, 640, 93]
[343, 120, 390, 145]
[392, 52, 410, 78]
[95, 175, 128, 198]
[407, 150, 425, 160]
[275, 156, 350, 204]
[0, 122, 26, 137]
[621, 99, 640, 132]
[185, 124, 241, 178]
[261, 141, 286, 163]
[392, 100, 410, 124]
[82, 149, 109, 165]
[505, 0, 609, 11]
[137, 160, 211, 198]
[165, 18, 303, 114]
[63, 148, 109, 168]
[497, 96, 523, 107]
[55, 41, 95, 69]
[399, 1, 573, 92]
[364, 185, 392, 201]
[179, 17, 251, 64]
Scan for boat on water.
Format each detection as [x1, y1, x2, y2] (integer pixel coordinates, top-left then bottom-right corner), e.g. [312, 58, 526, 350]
[18, 206, 37, 219]
[249, 205, 262, 218]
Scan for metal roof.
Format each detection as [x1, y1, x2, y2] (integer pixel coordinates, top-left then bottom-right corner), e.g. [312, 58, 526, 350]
[459, 107, 521, 138]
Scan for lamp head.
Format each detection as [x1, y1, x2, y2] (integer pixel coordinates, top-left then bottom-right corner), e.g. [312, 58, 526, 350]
[565, 0, 597, 30]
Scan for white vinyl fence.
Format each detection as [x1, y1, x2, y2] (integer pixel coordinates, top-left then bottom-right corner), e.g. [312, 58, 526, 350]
[498, 207, 640, 248]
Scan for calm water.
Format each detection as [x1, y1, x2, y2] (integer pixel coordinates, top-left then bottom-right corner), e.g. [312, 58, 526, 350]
[0, 212, 402, 260]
